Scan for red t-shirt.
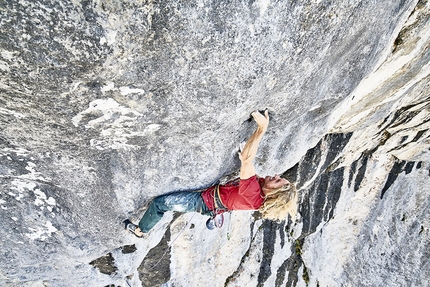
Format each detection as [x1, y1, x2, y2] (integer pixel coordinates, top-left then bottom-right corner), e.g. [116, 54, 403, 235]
[201, 175, 265, 211]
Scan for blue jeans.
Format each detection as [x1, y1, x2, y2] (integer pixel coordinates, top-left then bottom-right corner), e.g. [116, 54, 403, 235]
[138, 191, 211, 233]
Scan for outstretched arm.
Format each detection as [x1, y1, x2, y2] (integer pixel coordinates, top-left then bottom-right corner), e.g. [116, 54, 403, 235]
[239, 110, 269, 179]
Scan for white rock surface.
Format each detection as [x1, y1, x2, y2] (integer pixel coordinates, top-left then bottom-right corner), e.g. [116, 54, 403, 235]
[0, 0, 429, 286]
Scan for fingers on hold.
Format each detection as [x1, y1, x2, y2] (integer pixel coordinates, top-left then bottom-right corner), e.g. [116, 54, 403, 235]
[239, 142, 246, 152]
[250, 109, 270, 120]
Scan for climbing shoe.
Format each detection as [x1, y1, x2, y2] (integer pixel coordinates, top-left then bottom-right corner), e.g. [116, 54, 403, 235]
[123, 219, 144, 238]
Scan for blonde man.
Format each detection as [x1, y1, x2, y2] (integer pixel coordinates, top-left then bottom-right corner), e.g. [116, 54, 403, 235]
[125, 110, 297, 238]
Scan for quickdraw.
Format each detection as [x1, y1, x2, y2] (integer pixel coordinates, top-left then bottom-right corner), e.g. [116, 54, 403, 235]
[206, 185, 229, 230]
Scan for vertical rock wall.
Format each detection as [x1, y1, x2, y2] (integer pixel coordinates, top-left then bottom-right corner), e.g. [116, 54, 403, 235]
[1, 0, 429, 286]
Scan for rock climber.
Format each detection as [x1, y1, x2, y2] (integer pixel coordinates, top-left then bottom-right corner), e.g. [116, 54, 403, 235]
[124, 110, 298, 238]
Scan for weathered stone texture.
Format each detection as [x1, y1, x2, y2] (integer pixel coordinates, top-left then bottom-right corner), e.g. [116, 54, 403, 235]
[1, 0, 429, 286]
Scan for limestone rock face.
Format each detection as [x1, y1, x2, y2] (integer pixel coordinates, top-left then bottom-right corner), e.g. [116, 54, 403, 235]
[1, 0, 429, 286]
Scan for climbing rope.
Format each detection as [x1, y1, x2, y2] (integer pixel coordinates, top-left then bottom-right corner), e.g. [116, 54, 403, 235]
[147, 212, 197, 271]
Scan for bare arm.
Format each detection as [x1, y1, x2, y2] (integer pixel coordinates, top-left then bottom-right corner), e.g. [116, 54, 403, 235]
[239, 110, 269, 179]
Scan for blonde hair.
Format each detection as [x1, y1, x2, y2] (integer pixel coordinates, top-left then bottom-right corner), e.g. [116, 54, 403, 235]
[259, 182, 298, 221]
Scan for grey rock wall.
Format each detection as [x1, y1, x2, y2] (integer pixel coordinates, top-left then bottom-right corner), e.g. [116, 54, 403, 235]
[1, 0, 429, 286]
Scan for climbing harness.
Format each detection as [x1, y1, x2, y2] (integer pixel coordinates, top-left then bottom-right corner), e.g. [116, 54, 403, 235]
[206, 184, 229, 230]
[146, 183, 236, 270]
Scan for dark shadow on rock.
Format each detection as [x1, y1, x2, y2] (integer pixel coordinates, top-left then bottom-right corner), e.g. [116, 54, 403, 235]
[121, 244, 137, 254]
[282, 133, 352, 286]
[380, 160, 418, 199]
[137, 213, 183, 287]
[89, 253, 118, 275]
[257, 220, 285, 287]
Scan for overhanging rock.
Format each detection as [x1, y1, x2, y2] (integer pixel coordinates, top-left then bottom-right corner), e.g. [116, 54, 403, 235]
[1, 0, 429, 286]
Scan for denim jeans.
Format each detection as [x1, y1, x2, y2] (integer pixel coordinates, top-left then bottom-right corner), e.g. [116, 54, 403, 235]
[138, 191, 211, 233]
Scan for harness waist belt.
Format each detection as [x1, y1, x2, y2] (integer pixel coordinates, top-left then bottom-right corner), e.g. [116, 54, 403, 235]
[213, 185, 228, 211]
